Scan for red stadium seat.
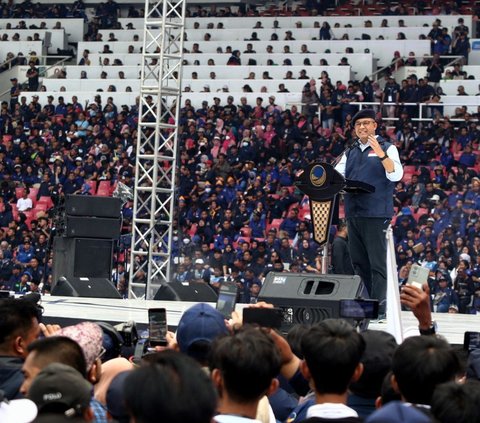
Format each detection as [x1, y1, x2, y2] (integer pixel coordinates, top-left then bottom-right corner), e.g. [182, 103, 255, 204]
[96, 181, 112, 196]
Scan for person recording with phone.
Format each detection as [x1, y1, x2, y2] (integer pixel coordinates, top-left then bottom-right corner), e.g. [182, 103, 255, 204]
[335, 109, 403, 318]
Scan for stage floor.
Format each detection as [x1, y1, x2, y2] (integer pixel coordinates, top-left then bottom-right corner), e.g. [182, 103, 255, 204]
[40, 296, 478, 345]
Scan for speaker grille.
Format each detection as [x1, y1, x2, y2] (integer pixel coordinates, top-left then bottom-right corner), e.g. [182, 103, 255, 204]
[294, 307, 331, 324]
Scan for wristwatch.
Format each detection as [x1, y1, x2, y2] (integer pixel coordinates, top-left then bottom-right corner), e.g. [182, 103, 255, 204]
[419, 321, 437, 336]
[380, 153, 389, 161]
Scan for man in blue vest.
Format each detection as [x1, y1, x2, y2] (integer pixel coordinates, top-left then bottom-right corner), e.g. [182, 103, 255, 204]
[336, 109, 403, 317]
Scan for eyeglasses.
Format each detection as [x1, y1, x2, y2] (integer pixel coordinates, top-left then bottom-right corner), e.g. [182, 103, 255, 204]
[354, 120, 375, 128]
[97, 347, 106, 361]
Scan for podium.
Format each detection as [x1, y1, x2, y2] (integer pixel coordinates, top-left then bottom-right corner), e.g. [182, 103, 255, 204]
[295, 162, 374, 247]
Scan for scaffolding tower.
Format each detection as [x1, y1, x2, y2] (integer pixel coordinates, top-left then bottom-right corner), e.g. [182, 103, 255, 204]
[128, 0, 186, 299]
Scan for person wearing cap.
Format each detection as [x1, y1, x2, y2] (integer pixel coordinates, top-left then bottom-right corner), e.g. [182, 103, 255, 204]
[56, 322, 107, 422]
[335, 109, 403, 318]
[432, 275, 458, 313]
[28, 363, 93, 422]
[192, 258, 211, 284]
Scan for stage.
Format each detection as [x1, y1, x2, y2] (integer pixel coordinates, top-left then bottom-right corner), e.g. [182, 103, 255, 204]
[40, 295, 478, 345]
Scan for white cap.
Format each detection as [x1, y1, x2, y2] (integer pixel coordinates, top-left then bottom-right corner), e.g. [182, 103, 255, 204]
[195, 258, 204, 264]
[0, 398, 38, 423]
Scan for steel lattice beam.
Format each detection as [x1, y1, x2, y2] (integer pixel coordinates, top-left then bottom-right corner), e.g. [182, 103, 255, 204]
[128, 0, 186, 299]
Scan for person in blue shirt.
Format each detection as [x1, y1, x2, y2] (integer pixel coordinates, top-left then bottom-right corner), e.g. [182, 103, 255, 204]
[249, 209, 266, 239]
[280, 208, 301, 239]
[16, 240, 35, 264]
[433, 275, 459, 313]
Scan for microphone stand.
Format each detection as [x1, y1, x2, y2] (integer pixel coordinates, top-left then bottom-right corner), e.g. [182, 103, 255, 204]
[331, 138, 360, 167]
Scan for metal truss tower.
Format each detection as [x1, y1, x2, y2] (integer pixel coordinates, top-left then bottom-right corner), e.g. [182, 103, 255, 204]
[128, 0, 186, 299]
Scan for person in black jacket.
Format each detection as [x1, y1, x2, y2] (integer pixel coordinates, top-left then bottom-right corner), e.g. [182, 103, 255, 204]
[0, 298, 41, 399]
[331, 220, 354, 275]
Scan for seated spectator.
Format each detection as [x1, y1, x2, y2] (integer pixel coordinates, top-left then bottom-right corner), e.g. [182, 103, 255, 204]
[16, 190, 32, 212]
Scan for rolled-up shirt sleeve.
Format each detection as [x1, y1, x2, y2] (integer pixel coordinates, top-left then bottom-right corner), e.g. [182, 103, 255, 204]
[385, 144, 403, 182]
[334, 153, 347, 177]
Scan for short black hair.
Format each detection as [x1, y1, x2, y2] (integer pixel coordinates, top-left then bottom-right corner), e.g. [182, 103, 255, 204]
[0, 298, 40, 348]
[209, 327, 281, 403]
[432, 380, 480, 423]
[301, 319, 365, 395]
[392, 336, 460, 405]
[125, 351, 216, 423]
[27, 336, 87, 378]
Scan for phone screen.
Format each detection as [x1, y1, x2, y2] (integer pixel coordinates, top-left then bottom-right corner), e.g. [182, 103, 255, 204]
[464, 331, 480, 351]
[339, 299, 379, 320]
[148, 308, 167, 346]
[216, 291, 237, 318]
[243, 307, 283, 329]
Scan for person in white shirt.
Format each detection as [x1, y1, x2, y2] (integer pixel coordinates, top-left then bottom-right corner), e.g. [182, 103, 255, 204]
[16, 189, 33, 212]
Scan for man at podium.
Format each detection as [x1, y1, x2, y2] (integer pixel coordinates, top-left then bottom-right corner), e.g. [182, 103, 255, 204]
[335, 109, 403, 318]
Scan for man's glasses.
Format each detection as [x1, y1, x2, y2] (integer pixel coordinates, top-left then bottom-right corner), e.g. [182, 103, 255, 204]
[354, 120, 375, 128]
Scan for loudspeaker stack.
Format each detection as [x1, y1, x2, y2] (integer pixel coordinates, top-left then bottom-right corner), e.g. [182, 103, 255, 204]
[51, 195, 122, 298]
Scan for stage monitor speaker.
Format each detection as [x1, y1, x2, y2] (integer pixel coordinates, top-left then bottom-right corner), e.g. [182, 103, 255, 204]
[65, 216, 121, 240]
[52, 276, 122, 299]
[65, 195, 122, 218]
[53, 237, 113, 283]
[154, 282, 218, 302]
[258, 272, 368, 331]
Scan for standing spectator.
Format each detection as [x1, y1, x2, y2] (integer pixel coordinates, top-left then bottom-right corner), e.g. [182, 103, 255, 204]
[452, 32, 471, 64]
[331, 221, 354, 275]
[319, 21, 332, 40]
[9, 78, 20, 112]
[26, 61, 39, 92]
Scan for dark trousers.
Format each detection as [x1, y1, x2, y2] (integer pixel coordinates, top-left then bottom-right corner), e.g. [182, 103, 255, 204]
[347, 217, 389, 315]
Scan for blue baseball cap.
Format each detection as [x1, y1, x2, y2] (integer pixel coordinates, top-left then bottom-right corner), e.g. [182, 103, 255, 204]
[176, 303, 228, 355]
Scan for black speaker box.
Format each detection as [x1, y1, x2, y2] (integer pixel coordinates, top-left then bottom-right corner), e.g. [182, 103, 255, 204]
[65, 195, 122, 218]
[65, 216, 121, 240]
[154, 282, 218, 302]
[258, 272, 368, 331]
[53, 237, 114, 283]
[52, 276, 121, 299]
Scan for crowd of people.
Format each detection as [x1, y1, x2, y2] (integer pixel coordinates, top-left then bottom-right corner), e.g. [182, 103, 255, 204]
[0, 1, 477, 313]
[1, 291, 480, 423]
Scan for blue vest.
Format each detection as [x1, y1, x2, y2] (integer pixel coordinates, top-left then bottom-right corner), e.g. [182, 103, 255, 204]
[345, 138, 395, 218]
